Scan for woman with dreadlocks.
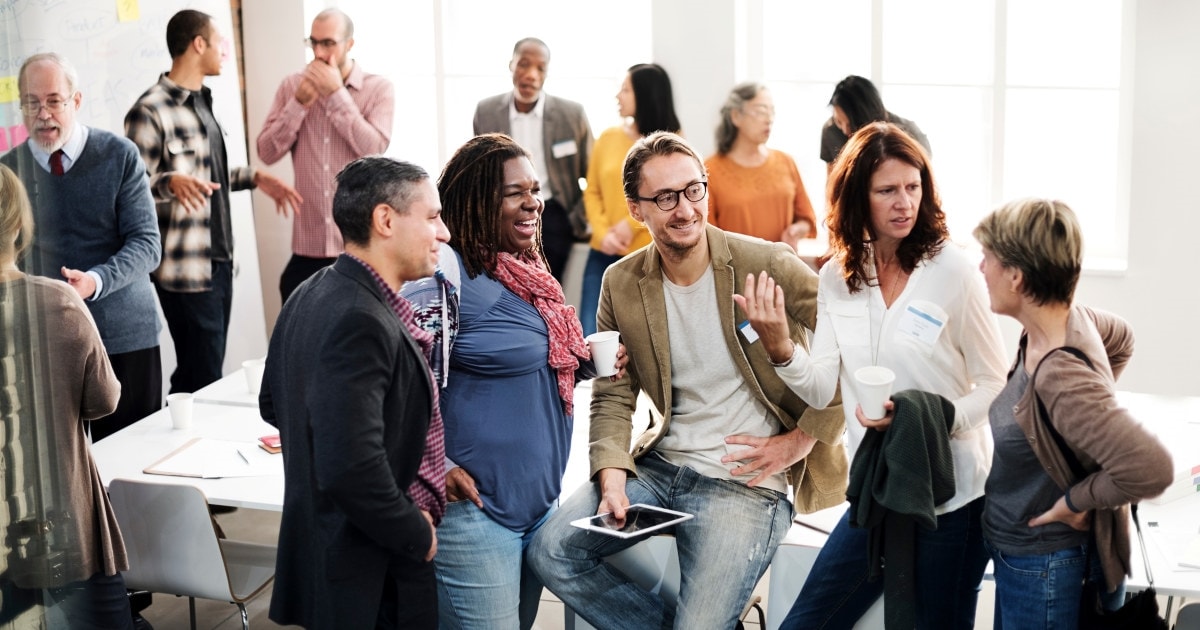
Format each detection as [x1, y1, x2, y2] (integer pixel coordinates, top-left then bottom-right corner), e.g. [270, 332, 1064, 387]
[402, 133, 625, 629]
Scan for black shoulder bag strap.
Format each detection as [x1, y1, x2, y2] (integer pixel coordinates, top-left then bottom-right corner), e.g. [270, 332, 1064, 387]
[1032, 347, 1157, 594]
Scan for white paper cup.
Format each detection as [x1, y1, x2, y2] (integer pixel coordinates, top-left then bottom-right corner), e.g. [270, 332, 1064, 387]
[854, 366, 896, 420]
[243, 358, 266, 395]
[166, 393, 194, 430]
[586, 331, 621, 378]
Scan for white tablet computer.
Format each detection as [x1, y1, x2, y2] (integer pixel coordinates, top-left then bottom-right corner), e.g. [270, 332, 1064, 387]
[569, 503, 694, 539]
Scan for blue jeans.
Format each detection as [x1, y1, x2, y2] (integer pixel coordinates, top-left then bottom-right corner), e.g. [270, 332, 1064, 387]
[579, 249, 622, 337]
[988, 539, 1125, 630]
[528, 453, 792, 630]
[434, 499, 555, 630]
[781, 496, 988, 630]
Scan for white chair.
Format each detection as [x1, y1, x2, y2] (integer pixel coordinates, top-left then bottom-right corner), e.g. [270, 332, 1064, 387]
[1177, 602, 1200, 629]
[108, 479, 277, 630]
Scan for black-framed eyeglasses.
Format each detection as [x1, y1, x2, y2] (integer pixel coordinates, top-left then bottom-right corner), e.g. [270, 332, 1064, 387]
[19, 98, 70, 116]
[304, 37, 344, 49]
[635, 181, 708, 212]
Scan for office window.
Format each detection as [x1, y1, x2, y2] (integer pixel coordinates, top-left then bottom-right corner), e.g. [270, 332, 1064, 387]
[760, 0, 1130, 265]
[318, 1, 652, 176]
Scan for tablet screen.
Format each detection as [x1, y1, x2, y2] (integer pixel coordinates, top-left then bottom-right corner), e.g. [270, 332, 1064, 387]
[571, 504, 693, 538]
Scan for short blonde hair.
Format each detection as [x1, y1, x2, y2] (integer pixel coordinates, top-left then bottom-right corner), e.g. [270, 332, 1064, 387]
[0, 164, 34, 263]
[973, 197, 1082, 305]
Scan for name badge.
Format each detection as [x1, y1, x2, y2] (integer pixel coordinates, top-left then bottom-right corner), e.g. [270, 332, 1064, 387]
[551, 139, 578, 158]
[896, 301, 946, 347]
[738, 320, 760, 344]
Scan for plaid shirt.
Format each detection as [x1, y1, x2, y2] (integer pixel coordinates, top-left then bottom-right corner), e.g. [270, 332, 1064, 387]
[257, 62, 394, 258]
[347, 254, 448, 524]
[125, 73, 255, 292]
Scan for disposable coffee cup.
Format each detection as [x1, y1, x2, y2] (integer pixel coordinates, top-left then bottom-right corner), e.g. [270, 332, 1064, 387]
[586, 331, 621, 378]
[243, 358, 266, 395]
[854, 366, 896, 420]
[167, 393, 194, 430]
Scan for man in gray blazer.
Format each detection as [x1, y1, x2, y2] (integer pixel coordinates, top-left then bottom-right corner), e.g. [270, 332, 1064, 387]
[261, 156, 450, 629]
[473, 37, 593, 281]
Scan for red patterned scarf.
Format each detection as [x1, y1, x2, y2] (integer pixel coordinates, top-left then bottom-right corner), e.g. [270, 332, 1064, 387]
[490, 252, 589, 412]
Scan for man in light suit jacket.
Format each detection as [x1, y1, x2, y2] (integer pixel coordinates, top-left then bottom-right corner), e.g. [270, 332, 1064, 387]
[261, 157, 450, 629]
[529, 132, 847, 628]
[473, 37, 592, 281]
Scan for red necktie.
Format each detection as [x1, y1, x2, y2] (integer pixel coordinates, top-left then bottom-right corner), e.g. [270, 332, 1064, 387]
[49, 150, 65, 176]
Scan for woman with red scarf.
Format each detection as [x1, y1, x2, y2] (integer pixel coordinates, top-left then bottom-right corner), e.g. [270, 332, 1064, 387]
[402, 133, 624, 629]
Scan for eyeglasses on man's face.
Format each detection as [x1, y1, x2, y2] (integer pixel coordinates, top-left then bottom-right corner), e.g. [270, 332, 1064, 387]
[635, 181, 708, 212]
[19, 97, 71, 116]
[304, 37, 344, 49]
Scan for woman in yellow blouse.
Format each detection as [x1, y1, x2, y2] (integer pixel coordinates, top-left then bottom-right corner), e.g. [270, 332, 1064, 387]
[579, 63, 680, 336]
[706, 82, 817, 249]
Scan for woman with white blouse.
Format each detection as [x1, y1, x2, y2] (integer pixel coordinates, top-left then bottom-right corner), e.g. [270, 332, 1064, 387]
[763, 122, 1008, 629]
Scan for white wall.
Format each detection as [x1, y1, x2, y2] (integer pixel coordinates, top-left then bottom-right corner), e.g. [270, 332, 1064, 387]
[240, 0, 1200, 396]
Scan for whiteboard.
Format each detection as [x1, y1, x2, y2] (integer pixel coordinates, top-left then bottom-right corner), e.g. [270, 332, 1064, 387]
[0, 0, 269, 385]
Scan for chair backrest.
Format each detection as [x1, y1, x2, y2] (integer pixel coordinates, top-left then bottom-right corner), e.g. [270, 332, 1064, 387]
[108, 479, 235, 602]
[1178, 602, 1200, 630]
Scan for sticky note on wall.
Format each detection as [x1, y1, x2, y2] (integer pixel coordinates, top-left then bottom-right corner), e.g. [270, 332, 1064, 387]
[0, 76, 18, 103]
[117, 0, 139, 22]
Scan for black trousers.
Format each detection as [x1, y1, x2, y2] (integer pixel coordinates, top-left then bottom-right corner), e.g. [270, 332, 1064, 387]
[156, 260, 232, 394]
[89, 346, 162, 442]
[541, 197, 575, 282]
[279, 254, 337, 306]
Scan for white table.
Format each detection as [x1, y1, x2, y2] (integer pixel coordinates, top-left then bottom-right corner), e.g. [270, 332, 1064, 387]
[192, 366, 261, 408]
[1117, 392, 1200, 606]
[91, 401, 284, 511]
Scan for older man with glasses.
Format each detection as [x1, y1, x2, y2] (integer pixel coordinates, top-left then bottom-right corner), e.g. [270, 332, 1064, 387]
[1, 52, 163, 443]
[528, 132, 848, 629]
[257, 7, 394, 304]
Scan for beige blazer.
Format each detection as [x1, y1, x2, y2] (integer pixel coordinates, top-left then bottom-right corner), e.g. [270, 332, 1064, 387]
[589, 225, 848, 514]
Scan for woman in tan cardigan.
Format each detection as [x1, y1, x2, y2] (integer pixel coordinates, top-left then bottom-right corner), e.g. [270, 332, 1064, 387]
[974, 197, 1172, 629]
[0, 164, 132, 628]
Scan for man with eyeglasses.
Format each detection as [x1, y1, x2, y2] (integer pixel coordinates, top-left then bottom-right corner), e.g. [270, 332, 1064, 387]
[126, 9, 300, 396]
[257, 7, 394, 304]
[473, 37, 592, 282]
[1, 52, 163, 443]
[529, 132, 848, 628]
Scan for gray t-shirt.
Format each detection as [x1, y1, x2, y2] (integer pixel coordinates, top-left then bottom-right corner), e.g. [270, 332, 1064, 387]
[653, 267, 787, 495]
[982, 351, 1088, 554]
[819, 111, 932, 164]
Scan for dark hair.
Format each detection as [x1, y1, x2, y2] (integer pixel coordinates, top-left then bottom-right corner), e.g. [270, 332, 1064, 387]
[715, 81, 765, 155]
[830, 75, 888, 134]
[166, 10, 214, 59]
[511, 37, 550, 59]
[623, 131, 706, 201]
[628, 63, 681, 138]
[438, 134, 536, 279]
[333, 157, 430, 247]
[827, 122, 947, 293]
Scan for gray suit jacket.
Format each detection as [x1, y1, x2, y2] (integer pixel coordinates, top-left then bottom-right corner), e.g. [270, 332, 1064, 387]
[473, 91, 593, 238]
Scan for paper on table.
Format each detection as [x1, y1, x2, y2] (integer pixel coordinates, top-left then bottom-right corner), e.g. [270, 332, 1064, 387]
[144, 438, 283, 478]
[1181, 534, 1200, 570]
[1145, 520, 1200, 572]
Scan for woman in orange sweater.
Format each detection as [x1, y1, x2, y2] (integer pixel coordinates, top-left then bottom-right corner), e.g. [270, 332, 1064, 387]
[706, 82, 817, 249]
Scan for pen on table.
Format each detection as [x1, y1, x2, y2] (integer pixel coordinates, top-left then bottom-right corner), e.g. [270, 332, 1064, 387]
[237, 448, 251, 465]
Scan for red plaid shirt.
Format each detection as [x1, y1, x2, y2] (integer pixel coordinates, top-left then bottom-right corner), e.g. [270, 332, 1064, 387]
[347, 254, 446, 523]
[257, 63, 394, 258]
